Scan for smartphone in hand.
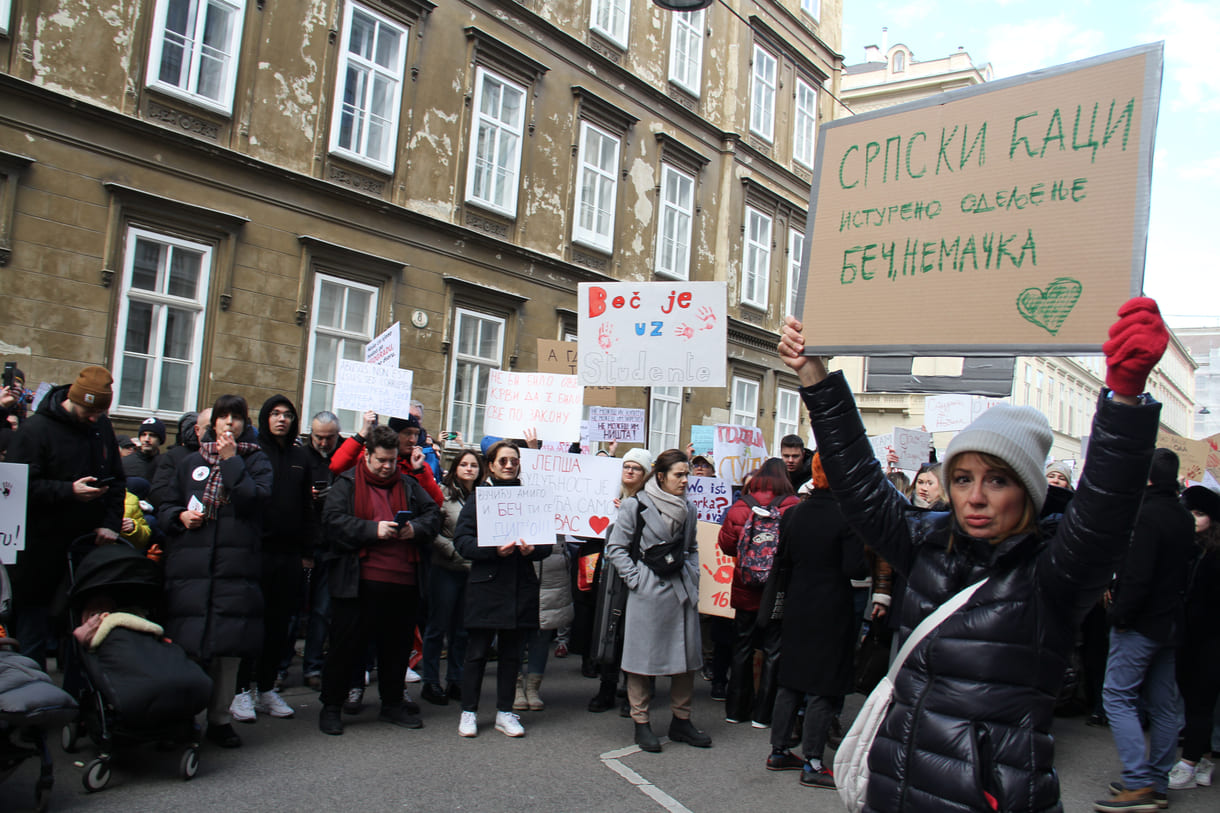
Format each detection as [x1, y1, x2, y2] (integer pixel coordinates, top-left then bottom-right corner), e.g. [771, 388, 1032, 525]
[394, 510, 412, 528]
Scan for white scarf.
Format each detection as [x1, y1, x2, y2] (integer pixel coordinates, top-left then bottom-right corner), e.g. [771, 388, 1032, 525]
[644, 478, 690, 538]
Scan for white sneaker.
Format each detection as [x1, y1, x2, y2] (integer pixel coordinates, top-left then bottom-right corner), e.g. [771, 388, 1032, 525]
[229, 689, 256, 723]
[458, 711, 478, 737]
[1168, 759, 1197, 790]
[405, 667, 422, 683]
[1194, 756, 1214, 787]
[495, 710, 525, 738]
[256, 689, 295, 719]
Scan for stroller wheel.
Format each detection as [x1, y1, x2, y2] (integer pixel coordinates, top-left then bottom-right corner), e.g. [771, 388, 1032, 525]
[179, 747, 200, 780]
[61, 721, 80, 753]
[82, 758, 111, 793]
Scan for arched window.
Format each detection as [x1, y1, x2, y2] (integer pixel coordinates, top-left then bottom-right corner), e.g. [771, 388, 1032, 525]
[892, 51, 906, 72]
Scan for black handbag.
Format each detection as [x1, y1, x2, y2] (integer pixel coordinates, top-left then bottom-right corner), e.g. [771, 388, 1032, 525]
[853, 621, 893, 695]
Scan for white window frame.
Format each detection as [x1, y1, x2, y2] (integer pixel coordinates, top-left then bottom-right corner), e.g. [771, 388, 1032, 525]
[465, 66, 526, 217]
[302, 274, 379, 433]
[742, 206, 771, 310]
[800, 0, 820, 21]
[112, 227, 212, 418]
[774, 387, 800, 452]
[1, 0, 12, 35]
[328, 1, 408, 173]
[731, 377, 760, 428]
[145, 0, 246, 115]
[446, 308, 506, 442]
[786, 228, 804, 319]
[750, 44, 777, 142]
[655, 164, 694, 280]
[668, 8, 703, 96]
[893, 51, 906, 72]
[649, 385, 683, 452]
[793, 77, 818, 169]
[573, 121, 621, 253]
[590, 0, 629, 49]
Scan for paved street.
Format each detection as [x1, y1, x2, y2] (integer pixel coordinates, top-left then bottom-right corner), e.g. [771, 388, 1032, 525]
[4, 655, 1217, 813]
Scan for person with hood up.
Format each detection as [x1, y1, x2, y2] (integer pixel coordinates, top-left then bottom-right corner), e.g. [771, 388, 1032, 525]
[160, 394, 273, 749]
[151, 409, 207, 510]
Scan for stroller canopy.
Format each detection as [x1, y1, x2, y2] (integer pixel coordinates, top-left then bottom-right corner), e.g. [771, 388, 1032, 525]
[68, 544, 161, 611]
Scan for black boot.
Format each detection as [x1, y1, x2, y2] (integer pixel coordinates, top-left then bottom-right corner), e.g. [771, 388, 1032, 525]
[634, 722, 662, 753]
[588, 686, 616, 712]
[668, 715, 712, 748]
[319, 705, 344, 736]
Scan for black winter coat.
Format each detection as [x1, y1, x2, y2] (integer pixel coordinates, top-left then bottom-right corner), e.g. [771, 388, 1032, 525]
[322, 469, 440, 599]
[453, 479, 551, 630]
[256, 396, 316, 556]
[149, 412, 201, 511]
[303, 439, 338, 559]
[1107, 485, 1195, 644]
[159, 424, 272, 660]
[775, 491, 868, 696]
[6, 384, 125, 605]
[802, 372, 1159, 813]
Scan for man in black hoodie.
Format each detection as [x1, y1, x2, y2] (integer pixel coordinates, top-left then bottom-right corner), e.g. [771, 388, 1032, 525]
[779, 435, 814, 492]
[6, 365, 125, 669]
[150, 410, 207, 510]
[229, 395, 317, 723]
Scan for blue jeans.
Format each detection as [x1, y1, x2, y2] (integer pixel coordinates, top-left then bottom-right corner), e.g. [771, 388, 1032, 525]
[1103, 628, 1184, 792]
[302, 564, 331, 677]
[522, 628, 555, 676]
[420, 567, 467, 686]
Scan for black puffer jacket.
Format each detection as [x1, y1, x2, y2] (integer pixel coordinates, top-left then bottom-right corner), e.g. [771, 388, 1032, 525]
[149, 412, 200, 511]
[256, 395, 316, 556]
[801, 372, 1159, 813]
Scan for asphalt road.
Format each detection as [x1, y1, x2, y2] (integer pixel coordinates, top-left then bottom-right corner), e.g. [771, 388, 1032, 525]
[4, 654, 1217, 813]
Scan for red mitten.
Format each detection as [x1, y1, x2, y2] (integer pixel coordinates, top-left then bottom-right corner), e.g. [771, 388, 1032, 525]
[1102, 297, 1168, 397]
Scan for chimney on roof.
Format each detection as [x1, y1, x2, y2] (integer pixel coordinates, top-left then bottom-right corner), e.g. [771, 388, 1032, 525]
[881, 27, 889, 53]
[864, 44, 880, 62]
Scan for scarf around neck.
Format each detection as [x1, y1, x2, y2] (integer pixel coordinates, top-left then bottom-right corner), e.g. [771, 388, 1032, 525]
[354, 461, 408, 521]
[644, 477, 690, 539]
[197, 441, 260, 519]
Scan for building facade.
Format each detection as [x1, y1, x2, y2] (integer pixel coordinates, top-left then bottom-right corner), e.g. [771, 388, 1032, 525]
[0, 0, 841, 450]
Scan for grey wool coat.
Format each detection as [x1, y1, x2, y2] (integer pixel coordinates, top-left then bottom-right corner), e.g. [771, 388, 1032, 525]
[604, 491, 703, 676]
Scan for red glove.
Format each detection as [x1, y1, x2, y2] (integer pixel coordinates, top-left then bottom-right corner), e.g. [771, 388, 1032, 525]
[1102, 297, 1168, 397]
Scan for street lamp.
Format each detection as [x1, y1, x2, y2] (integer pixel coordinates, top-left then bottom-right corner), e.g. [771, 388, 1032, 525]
[652, 0, 715, 10]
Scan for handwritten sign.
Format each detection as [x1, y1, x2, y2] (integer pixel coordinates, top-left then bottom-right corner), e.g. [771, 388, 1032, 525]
[519, 449, 620, 538]
[474, 485, 554, 548]
[0, 462, 29, 565]
[333, 360, 414, 418]
[696, 521, 733, 618]
[924, 394, 973, 433]
[798, 44, 1163, 355]
[587, 407, 645, 443]
[1206, 434, 1220, 483]
[483, 371, 583, 442]
[538, 339, 615, 408]
[893, 426, 932, 471]
[577, 282, 727, 387]
[869, 433, 894, 468]
[713, 424, 767, 485]
[364, 322, 400, 367]
[1155, 430, 1210, 483]
[687, 476, 731, 524]
[690, 426, 714, 457]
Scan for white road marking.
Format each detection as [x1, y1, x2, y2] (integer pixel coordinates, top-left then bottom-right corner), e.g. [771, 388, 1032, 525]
[600, 739, 694, 813]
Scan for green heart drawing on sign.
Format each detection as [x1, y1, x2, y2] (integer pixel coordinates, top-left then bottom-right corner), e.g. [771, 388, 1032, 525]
[1016, 278, 1084, 336]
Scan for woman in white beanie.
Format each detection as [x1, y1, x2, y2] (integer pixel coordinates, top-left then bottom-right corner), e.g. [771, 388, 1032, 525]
[778, 298, 1170, 813]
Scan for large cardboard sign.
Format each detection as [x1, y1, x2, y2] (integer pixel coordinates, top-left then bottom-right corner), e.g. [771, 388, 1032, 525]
[0, 462, 29, 565]
[587, 407, 645, 443]
[798, 44, 1162, 355]
[474, 485, 554, 548]
[483, 371, 583, 442]
[713, 424, 768, 485]
[537, 339, 615, 408]
[687, 475, 731, 524]
[364, 322, 400, 367]
[696, 521, 733, 618]
[333, 360, 414, 418]
[1156, 430, 1210, 483]
[519, 449, 620, 538]
[577, 282, 727, 387]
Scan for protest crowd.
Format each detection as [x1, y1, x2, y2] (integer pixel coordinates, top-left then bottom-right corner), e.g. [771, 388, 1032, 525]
[1, 298, 1220, 813]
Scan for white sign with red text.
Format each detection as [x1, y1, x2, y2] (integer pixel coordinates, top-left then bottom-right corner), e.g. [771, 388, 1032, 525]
[519, 449, 621, 538]
[364, 322, 400, 368]
[714, 424, 768, 485]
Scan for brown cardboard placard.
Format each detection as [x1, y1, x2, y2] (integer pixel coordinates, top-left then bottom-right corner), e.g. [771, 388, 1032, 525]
[696, 521, 734, 619]
[1155, 429, 1209, 483]
[537, 339, 616, 407]
[797, 43, 1163, 356]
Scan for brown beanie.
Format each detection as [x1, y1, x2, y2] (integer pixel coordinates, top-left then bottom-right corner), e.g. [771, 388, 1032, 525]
[68, 366, 113, 410]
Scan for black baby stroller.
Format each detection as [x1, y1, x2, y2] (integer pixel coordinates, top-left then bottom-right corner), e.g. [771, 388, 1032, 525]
[62, 541, 212, 792]
[0, 560, 78, 811]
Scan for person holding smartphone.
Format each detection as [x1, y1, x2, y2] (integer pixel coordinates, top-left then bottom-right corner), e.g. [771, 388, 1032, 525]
[318, 425, 440, 736]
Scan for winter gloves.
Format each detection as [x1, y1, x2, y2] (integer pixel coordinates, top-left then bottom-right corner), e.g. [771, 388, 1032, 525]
[1102, 297, 1168, 398]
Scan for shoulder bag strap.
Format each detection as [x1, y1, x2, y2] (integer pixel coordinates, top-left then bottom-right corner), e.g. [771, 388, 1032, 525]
[886, 578, 988, 683]
[628, 499, 647, 562]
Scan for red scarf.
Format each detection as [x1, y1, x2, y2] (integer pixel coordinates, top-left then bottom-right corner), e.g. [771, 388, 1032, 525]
[354, 461, 409, 520]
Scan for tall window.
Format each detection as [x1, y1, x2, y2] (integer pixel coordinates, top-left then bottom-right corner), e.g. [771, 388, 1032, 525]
[466, 67, 526, 216]
[793, 78, 818, 168]
[447, 309, 505, 441]
[1023, 363, 1032, 404]
[304, 275, 378, 432]
[329, 2, 407, 172]
[750, 45, 777, 141]
[573, 122, 621, 252]
[800, 0, 820, 20]
[146, 0, 245, 113]
[649, 386, 682, 452]
[0, 0, 11, 35]
[113, 228, 212, 416]
[731, 377, 760, 427]
[656, 164, 694, 279]
[892, 51, 906, 72]
[775, 387, 800, 451]
[786, 228, 804, 318]
[590, 0, 628, 48]
[742, 206, 771, 309]
[668, 8, 703, 95]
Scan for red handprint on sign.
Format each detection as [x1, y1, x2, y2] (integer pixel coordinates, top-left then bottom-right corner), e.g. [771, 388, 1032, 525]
[675, 323, 694, 340]
[697, 306, 717, 330]
[598, 321, 614, 350]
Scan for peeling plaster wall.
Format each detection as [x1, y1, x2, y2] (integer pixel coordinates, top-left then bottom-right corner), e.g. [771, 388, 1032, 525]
[28, 0, 142, 111]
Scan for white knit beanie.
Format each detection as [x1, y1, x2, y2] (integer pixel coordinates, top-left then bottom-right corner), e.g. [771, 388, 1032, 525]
[622, 448, 654, 472]
[944, 405, 1053, 514]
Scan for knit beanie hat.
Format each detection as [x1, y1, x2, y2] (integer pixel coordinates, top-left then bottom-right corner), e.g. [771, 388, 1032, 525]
[67, 366, 113, 410]
[622, 447, 654, 472]
[139, 416, 167, 443]
[1147, 448, 1180, 490]
[944, 404, 1053, 514]
[1182, 485, 1220, 522]
[1045, 461, 1073, 487]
